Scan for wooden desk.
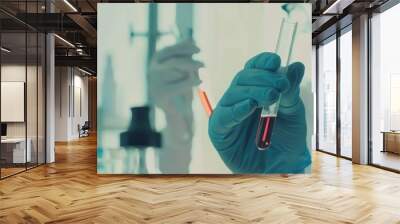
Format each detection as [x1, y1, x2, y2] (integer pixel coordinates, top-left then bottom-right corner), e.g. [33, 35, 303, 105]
[1, 138, 31, 163]
[382, 131, 400, 154]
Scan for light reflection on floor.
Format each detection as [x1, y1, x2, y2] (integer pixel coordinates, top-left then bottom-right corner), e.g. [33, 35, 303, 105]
[372, 150, 400, 171]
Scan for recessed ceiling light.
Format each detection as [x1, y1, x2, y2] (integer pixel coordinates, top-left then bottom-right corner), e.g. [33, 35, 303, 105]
[1, 47, 11, 53]
[63, 0, 78, 12]
[78, 67, 93, 76]
[323, 0, 343, 15]
[54, 34, 75, 48]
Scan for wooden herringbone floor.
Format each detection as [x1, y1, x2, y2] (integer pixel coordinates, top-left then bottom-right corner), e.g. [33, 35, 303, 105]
[1, 135, 400, 224]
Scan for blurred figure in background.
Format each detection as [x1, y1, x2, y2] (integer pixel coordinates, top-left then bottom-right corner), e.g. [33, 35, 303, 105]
[148, 40, 203, 173]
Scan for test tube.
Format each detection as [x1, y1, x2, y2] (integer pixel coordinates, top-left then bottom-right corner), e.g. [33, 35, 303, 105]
[255, 18, 298, 150]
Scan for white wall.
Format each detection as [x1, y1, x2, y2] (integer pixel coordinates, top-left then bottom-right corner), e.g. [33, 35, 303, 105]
[1, 65, 27, 141]
[1, 65, 39, 137]
[71, 73, 89, 138]
[55, 66, 68, 141]
[55, 67, 89, 141]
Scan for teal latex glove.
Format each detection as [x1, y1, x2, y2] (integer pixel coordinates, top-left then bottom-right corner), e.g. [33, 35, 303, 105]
[208, 52, 311, 174]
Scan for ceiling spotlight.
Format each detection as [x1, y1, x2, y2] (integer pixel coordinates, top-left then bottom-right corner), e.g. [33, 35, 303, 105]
[76, 48, 85, 55]
[78, 67, 93, 76]
[63, 0, 78, 12]
[322, 0, 353, 15]
[54, 34, 75, 48]
[1, 47, 11, 53]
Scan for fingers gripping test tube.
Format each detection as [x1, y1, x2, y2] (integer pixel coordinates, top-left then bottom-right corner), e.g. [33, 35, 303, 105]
[255, 18, 298, 150]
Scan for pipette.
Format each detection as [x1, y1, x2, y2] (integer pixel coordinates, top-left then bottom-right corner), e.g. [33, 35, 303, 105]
[255, 17, 298, 150]
[198, 82, 213, 116]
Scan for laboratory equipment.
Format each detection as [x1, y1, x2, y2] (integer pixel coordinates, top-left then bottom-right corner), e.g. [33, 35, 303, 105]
[255, 17, 298, 150]
[119, 4, 162, 174]
[120, 107, 161, 173]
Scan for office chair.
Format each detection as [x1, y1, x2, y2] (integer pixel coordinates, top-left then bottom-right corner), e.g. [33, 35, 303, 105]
[79, 121, 90, 138]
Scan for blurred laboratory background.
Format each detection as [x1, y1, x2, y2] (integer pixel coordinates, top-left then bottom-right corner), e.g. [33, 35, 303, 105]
[97, 3, 312, 174]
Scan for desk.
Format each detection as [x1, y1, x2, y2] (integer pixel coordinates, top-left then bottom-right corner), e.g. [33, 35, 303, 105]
[382, 131, 400, 154]
[1, 138, 31, 163]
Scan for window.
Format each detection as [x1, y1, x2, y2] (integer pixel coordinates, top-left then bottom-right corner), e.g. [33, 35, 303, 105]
[371, 3, 400, 171]
[317, 37, 337, 154]
[339, 29, 352, 158]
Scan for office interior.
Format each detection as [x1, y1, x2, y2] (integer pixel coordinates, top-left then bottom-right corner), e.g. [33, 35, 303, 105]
[0, 0, 400, 222]
[0, 0, 97, 179]
[314, 1, 400, 172]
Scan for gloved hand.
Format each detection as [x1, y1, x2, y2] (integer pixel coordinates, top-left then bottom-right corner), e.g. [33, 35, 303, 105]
[208, 52, 311, 174]
[148, 40, 204, 127]
[148, 40, 204, 112]
[148, 40, 204, 173]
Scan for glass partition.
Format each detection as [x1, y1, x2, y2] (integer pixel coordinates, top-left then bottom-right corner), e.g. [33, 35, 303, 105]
[0, 31, 28, 177]
[0, 1, 46, 179]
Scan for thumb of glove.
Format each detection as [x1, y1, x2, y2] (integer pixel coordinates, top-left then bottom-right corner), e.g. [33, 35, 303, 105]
[280, 62, 305, 113]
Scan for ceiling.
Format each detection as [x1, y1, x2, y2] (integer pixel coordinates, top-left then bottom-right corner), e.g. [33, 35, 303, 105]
[0, 0, 396, 74]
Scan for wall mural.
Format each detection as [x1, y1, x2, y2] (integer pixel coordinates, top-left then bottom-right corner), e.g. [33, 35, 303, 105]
[97, 3, 313, 174]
